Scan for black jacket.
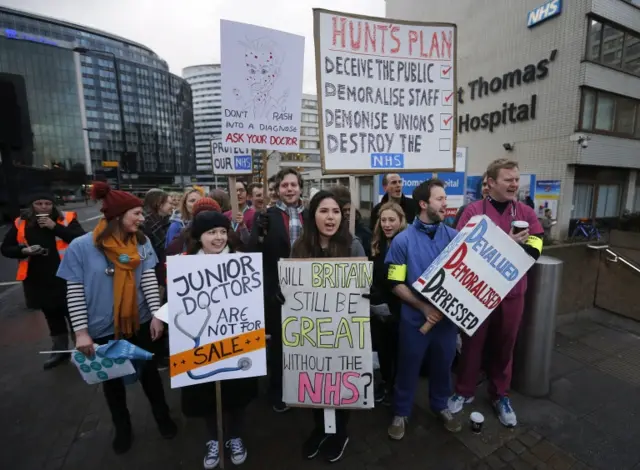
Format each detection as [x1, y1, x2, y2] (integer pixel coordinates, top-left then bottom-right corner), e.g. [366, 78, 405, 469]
[1, 213, 85, 305]
[370, 194, 418, 231]
[249, 205, 308, 301]
[369, 237, 401, 319]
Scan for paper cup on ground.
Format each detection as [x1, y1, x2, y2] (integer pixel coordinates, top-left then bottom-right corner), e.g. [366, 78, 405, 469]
[511, 220, 529, 234]
[470, 412, 484, 434]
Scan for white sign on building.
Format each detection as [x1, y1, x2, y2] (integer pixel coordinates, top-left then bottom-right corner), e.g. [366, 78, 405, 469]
[412, 215, 535, 336]
[220, 20, 305, 152]
[314, 9, 457, 174]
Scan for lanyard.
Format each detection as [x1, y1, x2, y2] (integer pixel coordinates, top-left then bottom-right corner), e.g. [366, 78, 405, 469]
[483, 197, 517, 221]
[172, 306, 253, 380]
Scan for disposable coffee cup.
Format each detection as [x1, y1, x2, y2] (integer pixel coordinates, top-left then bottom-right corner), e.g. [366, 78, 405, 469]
[36, 214, 48, 218]
[511, 220, 529, 234]
[470, 412, 484, 434]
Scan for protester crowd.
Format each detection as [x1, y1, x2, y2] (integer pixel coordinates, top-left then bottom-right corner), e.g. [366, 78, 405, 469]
[1, 158, 543, 468]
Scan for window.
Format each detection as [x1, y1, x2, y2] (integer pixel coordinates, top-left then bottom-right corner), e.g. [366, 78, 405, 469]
[572, 184, 594, 219]
[586, 17, 640, 77]
[580, 88, 640, 138]
[581, 89, 596, 130]
[596, 184, 621, 217]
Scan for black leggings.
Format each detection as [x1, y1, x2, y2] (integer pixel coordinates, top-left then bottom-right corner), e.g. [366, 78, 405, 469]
[371, 317, 399, 387]
[204, 409, 245, 440]
[96, 321, 170, 429]
[42, 304, 70, 336]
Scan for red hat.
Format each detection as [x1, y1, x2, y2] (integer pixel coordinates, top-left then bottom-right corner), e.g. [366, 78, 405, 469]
[91, 181, 143, 221]
[192, 197, 221, 217]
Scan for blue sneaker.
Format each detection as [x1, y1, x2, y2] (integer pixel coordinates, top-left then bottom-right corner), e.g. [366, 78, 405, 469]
[493, 396, 517, 427]
[447, 394, 474, 414]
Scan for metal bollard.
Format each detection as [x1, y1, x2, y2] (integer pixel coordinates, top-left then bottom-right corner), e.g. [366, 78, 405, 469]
[512, 255, 564, 397]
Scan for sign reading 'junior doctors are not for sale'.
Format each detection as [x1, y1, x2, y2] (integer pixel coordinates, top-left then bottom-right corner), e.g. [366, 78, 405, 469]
[314, 9, 457, 174]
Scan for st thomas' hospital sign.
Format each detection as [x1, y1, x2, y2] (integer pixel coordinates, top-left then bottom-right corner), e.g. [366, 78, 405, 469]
[456, 49, 558, 134]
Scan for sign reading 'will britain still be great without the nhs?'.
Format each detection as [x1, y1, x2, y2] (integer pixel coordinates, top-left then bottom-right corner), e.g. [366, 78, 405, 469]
[314, 9, 457, 174]
[279, 258, 375, 409]
[413, 215, 535, 336]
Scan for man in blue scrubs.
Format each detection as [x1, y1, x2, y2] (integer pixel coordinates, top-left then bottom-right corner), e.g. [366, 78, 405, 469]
[385, 178, 461, 439]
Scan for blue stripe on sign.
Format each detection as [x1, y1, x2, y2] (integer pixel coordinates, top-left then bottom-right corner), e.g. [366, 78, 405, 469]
[234, 155, 252, 171]
[370, 154, 404, 169]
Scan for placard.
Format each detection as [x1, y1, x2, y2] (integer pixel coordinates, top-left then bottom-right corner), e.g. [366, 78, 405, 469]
[211, 140, 252, 175]
[166, 253, 267, 388]
[220, 20, 304, 151]
[314, 9, 457, 174]
[279, 258, 374, 409]
[412, 215, 535, 336]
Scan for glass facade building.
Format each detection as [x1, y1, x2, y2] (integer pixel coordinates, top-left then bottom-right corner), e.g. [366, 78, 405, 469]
[0, 36, 85, 171]
[0, 6, 195, 192]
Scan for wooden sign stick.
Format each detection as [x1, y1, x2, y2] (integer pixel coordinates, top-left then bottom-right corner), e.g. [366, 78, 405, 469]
[216, 381, 225, 468]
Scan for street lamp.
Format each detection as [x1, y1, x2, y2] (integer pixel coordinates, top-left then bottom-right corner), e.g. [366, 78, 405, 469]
[73, 46, 127, 189]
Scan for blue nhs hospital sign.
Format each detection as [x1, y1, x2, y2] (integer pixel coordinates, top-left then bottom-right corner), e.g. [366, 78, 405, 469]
[527, 0, 562, 28]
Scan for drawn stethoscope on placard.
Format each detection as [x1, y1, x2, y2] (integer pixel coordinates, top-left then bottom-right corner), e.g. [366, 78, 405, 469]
[173, 306, 252, 380]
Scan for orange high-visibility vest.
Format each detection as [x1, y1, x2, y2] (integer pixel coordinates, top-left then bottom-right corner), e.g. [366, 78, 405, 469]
[15, 211, 76, 281]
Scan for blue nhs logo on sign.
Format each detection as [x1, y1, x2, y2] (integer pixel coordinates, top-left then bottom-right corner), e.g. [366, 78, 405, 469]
[371, 153, 404, 169]
[234, 155, 252, 171]
[527, 0, 562, 28]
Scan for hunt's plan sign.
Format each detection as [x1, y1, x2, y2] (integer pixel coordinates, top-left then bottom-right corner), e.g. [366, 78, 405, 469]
[314, 9, 457, 174]
[166, 253, 267, 388]
[220, 20, 305, 152]
[211, 140, 252, 175]
[279, 258, 374, 409]
[413, 216, 535, 336]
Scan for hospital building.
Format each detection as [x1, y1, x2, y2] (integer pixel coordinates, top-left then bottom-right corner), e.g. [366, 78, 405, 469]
[385, 0, 640, 237]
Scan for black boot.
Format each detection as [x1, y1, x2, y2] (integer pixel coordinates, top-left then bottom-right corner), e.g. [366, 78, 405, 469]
[43, 334, 70, 370]
[112, 420, 133, 454]
[153, 410, 178, 439]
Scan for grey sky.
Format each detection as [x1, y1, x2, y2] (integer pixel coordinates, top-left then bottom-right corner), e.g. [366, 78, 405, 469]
[2, 0, 386, 93]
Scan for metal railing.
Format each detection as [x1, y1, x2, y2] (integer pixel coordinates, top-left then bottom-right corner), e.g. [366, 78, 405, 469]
[587, 244, 640, 275]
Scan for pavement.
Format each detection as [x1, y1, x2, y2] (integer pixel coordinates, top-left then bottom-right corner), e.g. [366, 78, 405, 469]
[0, 202, 102, 297]
[1, 292, 640, 470]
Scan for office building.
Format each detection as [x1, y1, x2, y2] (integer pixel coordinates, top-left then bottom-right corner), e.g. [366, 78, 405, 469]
[0, 6, 195, 192]
[386, 0, 640, 237]
[182, 64, 222, 189]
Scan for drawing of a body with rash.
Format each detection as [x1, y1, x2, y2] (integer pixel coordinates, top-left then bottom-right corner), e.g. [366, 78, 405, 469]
[232, 37, 289, 120]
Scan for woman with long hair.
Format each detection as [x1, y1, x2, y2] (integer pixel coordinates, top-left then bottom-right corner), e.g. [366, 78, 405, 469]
[165, 197, 221, 256]
[1, 192, 85, 369]
[369, 202, 407, 405]
[56, 182, 177, 454]
[180, 211, 256, 469]
[142, 190, 173, 284]
[292, 190, 366, 464]
[165, 187, 204, 247]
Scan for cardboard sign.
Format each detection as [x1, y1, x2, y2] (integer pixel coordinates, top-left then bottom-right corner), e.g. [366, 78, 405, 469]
[166, 253, 267, 388]
[220, 20, 304, 151]
[211, 140, 252, 175]
[71, 350, 135, 385]
[314, 9, 457, 174]
[412, 215, 535, 335]
[279, 258, 375, 409]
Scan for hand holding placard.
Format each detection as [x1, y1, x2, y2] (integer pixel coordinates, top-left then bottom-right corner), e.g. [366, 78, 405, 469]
[419, 304, 443, 334]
